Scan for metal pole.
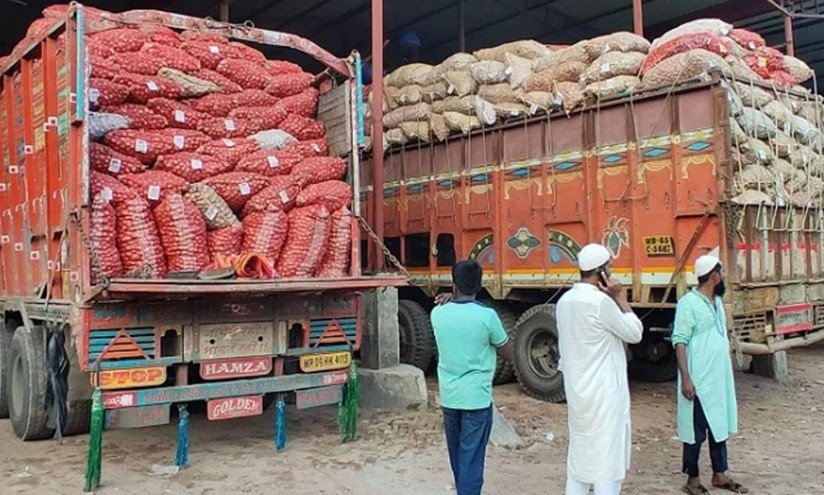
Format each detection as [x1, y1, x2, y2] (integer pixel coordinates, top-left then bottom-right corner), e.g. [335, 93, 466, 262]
[219, 0, 229, 22]
[784, 14, 795, 56]
[458, 0, 466, 52]
[371, 0, 385, 272]
[632, 0, 644, 37]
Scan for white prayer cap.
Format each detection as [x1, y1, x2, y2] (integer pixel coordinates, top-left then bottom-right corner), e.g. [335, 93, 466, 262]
[695, 254, 721, 277]
[578, 243, 611, 271]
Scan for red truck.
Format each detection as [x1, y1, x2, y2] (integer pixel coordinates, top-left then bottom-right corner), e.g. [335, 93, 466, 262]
[0, 5, 399, 442]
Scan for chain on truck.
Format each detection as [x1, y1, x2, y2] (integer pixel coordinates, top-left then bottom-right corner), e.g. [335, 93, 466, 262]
[0, 4, 404, 471]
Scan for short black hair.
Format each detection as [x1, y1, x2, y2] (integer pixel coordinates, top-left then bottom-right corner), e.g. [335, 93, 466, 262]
[452, 260, 483, 295]
[697, 263, 721, 285]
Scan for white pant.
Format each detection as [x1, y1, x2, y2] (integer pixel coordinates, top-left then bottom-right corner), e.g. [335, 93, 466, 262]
[565, 477, 623, 495]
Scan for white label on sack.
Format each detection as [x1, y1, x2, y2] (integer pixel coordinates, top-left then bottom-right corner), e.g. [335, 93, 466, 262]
[784, 123, 791, 135]
[173, 135, 186, 149]
[311, 143, 321, 153]
[222, 138, 235, 147]
[510, 109, 519, 117]
[239, 182, 251, 195]
[101, 187, 113, 201]
[0, 235, 8, 244]
[529, 103, 539, 115]
[447, 84, 455, 95]
[135, 139, 148, 153]
[147, 185, 161, 201]
[190, 159, 203, 170]
[600, 63, 611, 74]
[89, 88, 100, 103]
[224, 119, 236, 131]
[174, 110, 186, 123]
[8, 165, 18, 174]
[757, 150, 767, 161]
[108, 157, 122, 173]
[279, 190, 290, 204]
[267, 155, 280, 168]
[748, 41, 756, 50]
[505, 66, 513, 76]
[146, 81, 159, 91]
[209, 45, 221, 55]
[205, 205, 218, 220]
[0, 183, 6, 192]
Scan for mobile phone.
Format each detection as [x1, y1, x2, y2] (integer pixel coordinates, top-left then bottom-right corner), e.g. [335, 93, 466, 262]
[598, 268, 610, 285]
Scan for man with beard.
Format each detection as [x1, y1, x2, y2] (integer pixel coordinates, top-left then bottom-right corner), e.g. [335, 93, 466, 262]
[673, 255, 748, 494]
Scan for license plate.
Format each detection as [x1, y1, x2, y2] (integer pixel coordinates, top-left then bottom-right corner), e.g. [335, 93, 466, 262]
[299, 351, 351, 372]
[198, 322, 273, 359]
[296, 385, 343, 410]
[206, 395, 263, 421]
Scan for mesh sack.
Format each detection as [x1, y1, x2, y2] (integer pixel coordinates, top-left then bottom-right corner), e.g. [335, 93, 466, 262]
[90, 142, 146, 176]
[276, 204, 331, 278]
[442, 70, 477, 97]
[421, 82, 448, 103]
[523, 64, 583, 92]
[555, 82, 586, 112]
[383, 128, 410, 148]
[474, 40, 551, 63]
[430, 113, 450, 141]
[737, 138, 775, 165]
[437, 96, 477, 115]
[155, 152, 232, 182]
[473, 97, 497, 126]
[652, 19, 732, 48]
[109, 52, 165, 75]
[641, 49, 731, 87]
[114, 196, 167, 278]
[493, 103, 529, 119]
[229, 105, 289, 129]
[791, 115, 823, 147]
[192, 93, 237, 117]
[90, 194, 124, 283]
[584, 51, 645, 84]
[215, 58, 272, 90]
[113, 73, 183, 103]
[248, 129, 298, 150]
[725, 56, 764, 82]
[582, 32, 650, 59]
[585, 76, 641, 100]
[278, 88, 319, 118]
[399, 121, 431, 142]
[729, 28, 765, 51]
[383, 102, 431, 128]
[394, 84, 424, 106]
[197, 138, 261, 166]
[189, 68, 243, 93]
[87, 40, 115, 59]
[505, 53, 533, 88]
[202, 172, 270, 212]
[438, 53, 478, 71]
[91, 61, 119, 80]
[89, 78, 130, 110]
[729, 118, 748, 144]
[733, 164, 774, 191]
[443, 111, 481, 134]
[296, 180, 351, 212]
[769, 70, 798, 88]
[733, 82, 773, 108]
[316, 206, 351, 278]
[159, 128, 213, 153]
[141, 43, 201, 73]
[278, 114, 325, 141]
[208, 223, 243, 259]
[225, 42, 266, 64]
[103, 104, 168, 130]
[91, 28, 149, 53]
[532, 45, 590, 73]
[790, 145, 816, 168]
[236, 149, 302, 176]
[184, 183, 239, 230]
[735, 107, 778, 139]
[242, 176, 301, 215]
[265, 72, 314, 98]
[181, 41, 229, 70]
[762, 100, 795, 129]
[265, 60, 304, 77]
[90, 171, 136, 204]
[154, 193, 210, 272]
[292, 156, 347, 187]
[240, 211, 289, 263]
[769, 130, 794, 158]
[641, 33, 730, 74]
[89, 112, 131, 141]
[103, 129, 175, 164]
[119, 170, 189, 207]
[477, 84, 524, 105]
[783, 56, 813, 83]
[772, 158, 795, 179]
[146, 98, 208, 130]
[197, 116, 259, 139]
[234, 89, 280, 108]
[731, 189, 772, 205]
[385, 63, 434, 88]
[141, 25, 181, 47]
[180, 31, 229, 44]
[470, 61, 509, 85]
[282, 138, 329, 159]
[520, 91, 562, 113]
[157, 68, 220, 98]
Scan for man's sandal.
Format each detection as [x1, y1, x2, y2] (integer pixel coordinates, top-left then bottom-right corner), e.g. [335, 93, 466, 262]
[713, 479, 749, 493]
[682, 484, 709, 495]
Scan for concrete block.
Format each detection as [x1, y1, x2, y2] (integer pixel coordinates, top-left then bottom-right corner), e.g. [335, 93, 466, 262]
[490, 406, 526, 449]
[360, 364, 427, 411]
[361, 286, 400, 370]
[751, 350, 789, 384]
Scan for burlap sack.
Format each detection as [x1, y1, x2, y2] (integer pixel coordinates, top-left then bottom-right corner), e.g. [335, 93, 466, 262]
[523, 61, 587, 92]
[443, 70, 477, 97]
[790, 145, 816, 168]
[474, 39, 551, 63]
[725, 56, 764, 82]
[431, 99, 446, 114]
[158, 68, 220, 98]
[735, 107, 777, 139]
[399, 121, 431, 142]
[585, 76, 641, 100]
[494, 103, 529, 119]
[652, 19, 733, 48]
[386, 63, 434, 88]
[443, 111, 481, 134]
[384, 128, 409, 148]
[733, 82, 773, 108]
[532, 45, 589, 73]
[762, 100, 795, 129]
[395, 84, 424, 106]
[731, 189, 772, 205]
[422, 82, 448, 103]
[520, 91, 562, 113]
[470, 61, 509, 85]
[383, 102, 431, 128]
[582, 51, 645, 84]
[430, 113, 450, 141]
[505, 53, 533, 88]
[784, 56, 814, 83]
[478, 83, 525, 104]
[641, 49, 730, 87]
[734, 163, 773, 190]
[581, 32, 651, 59]
[555, 82, 586, 112]
[427, 53, 479, 85]
[729, 118, 748, 144]
[737, 137, 774, 165]
[772, 158, 795, 178]
[473, 97, 497, 126]
[438, 95, 481, 115]
[769, 130, 794, 158]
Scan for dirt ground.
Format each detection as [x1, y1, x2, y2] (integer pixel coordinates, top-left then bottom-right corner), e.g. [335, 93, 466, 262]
[2, 343, 823, 495]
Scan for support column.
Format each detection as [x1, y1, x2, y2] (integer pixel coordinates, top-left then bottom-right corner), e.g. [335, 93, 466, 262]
[219, 0, 229, 22]
[633, 0, 644, 38]
[458, 0, 466, 52]
[361, 286, 399, 369]
[371, 0, 385, 271]
[784, 15, 795, 57]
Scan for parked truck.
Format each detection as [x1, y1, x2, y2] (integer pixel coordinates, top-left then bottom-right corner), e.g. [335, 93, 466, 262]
[364, 77, 824, 401]
[0, 5, 401, 442]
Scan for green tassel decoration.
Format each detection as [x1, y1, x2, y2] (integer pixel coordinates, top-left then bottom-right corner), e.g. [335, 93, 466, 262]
[84, 388, 104, 492]
[175, 404, 189, 467]
[338, 361, 360, 443]
[274, 395, 287, 452]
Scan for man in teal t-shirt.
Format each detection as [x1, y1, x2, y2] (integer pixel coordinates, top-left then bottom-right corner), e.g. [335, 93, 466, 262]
[431, 260, 512, 495]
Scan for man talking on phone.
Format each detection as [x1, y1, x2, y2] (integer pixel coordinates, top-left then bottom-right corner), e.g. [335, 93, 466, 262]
[556, 243, 644, 495]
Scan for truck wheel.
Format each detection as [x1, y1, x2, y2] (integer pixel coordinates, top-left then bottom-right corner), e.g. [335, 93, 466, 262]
[628, 354, 678, 383]
[398, 300, 436, 371]
[486, 302, 519, 385]
[62, 399, 91, 436]
[513, 305, 566, 403]
[0, 318, 17, 418]
[9, 325, 55, 440]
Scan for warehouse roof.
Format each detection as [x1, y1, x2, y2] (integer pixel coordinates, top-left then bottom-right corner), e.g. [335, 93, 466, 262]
[2, 1, 823, 85]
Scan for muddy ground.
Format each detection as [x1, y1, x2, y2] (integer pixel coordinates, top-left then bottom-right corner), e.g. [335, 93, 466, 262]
[2, 342, 823, 495]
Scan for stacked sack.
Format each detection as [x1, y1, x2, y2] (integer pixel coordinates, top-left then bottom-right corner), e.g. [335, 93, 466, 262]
[42, 5, 355, 280]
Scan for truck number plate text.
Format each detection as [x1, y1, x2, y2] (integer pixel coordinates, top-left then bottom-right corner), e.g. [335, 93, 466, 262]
[299, 351, 351, 372]
[200, 357, 273, 380]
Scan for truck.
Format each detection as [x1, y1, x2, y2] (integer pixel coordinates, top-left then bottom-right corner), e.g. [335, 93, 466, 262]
[364, 76, 824, 401]
[0, 5, 401, 442]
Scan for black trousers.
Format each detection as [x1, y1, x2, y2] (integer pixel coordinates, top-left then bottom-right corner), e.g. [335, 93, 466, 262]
[682, 397, 729, 477]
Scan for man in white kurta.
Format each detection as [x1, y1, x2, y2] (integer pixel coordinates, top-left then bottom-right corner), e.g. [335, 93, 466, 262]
[556, 244, 644, 495]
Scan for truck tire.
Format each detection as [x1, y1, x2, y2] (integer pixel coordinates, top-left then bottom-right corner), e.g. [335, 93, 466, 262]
[513, 305, 566, 403]
[0, 318, 17, 418]
[9, 325, 55, 440]
[62, 399, 92, 436]
[486, 302, 519, 385]
[398, 300, 436, 371]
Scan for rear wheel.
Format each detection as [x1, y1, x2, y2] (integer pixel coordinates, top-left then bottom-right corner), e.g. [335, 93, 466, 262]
[398, 300, 436, 371]
[62, 399, 91, 436]
[10, 325, 54, 440]
[486, 302, 519, 385]
[513, 305, 565, 403]
[0, 317, 17, 418]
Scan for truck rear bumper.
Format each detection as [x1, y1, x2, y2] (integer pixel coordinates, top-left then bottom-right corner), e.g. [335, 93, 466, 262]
[102, 370, 349, 410]
[738, 327, 824, 355]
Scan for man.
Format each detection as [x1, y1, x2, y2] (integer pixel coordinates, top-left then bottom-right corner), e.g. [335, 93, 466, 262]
[673, 255, 747, 494]
[431, 260, 513, 495]
[556, 243, 644, 495]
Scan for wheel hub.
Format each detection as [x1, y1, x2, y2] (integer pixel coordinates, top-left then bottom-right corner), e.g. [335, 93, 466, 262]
[527, 328, 560, 379]
[11, 354, 24, 418]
